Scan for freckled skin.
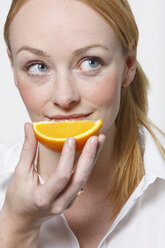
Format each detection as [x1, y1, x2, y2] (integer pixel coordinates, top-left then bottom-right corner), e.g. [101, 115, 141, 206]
[9, 0, 128, 135]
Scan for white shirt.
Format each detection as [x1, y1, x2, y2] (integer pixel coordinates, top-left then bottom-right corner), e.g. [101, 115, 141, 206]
[0, 129, 165, 248]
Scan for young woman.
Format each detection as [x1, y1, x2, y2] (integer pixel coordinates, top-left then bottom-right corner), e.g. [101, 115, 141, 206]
[0, 0, 164, 247]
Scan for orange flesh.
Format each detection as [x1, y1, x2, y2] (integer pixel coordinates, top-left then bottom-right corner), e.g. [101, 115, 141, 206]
[36, 121, 94, 138]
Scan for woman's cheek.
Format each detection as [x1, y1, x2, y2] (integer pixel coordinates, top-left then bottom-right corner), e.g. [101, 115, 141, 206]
[84, 74, 121, 107]
[17, 82, 49, 112]
[83, 73, 122, 133]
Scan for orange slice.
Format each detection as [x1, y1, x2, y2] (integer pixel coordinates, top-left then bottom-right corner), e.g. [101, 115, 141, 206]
[32, 119, 102, 152]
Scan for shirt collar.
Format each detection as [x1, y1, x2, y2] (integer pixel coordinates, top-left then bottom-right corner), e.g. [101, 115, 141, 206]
[103, 128, 165, 237]
[143, 128, 165, 180]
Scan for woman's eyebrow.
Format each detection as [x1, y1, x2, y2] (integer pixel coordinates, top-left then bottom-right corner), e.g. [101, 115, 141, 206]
[16, 44, 109, 58]
[72, 44, 109, 57]
[16, 46, 50, 57]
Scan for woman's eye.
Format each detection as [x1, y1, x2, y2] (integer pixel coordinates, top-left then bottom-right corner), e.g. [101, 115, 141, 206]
[26, 63, 48, 75]
[78, 57, 103, 72]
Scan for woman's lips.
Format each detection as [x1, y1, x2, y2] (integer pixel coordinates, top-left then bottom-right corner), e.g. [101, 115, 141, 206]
[49, 113, 92, 121]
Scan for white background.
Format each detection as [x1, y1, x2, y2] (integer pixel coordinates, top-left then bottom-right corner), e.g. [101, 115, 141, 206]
[0, 0, 165, 143]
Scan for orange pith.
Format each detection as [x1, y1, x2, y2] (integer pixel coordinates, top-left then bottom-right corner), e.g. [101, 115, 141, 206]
[32, 119, 102, 152]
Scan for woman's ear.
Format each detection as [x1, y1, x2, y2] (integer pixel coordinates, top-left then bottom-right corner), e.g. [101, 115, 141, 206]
[122, 46, 137, 87]
[7, 48, 18, 87]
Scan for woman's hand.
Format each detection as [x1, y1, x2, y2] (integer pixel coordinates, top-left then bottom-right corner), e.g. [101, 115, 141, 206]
[0, 122, 105, 245]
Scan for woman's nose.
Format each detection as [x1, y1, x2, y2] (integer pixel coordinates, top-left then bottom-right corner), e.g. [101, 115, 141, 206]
[51, 73, 80, 109]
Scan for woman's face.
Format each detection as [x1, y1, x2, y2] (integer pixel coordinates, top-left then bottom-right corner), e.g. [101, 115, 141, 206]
[9, 0, 131, 134]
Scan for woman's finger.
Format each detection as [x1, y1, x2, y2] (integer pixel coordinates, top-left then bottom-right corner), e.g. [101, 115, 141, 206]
[73, 135, 104, 181]
[52, 135, 101, 211]
[94, 133, 106, 165]
[34, 134, 105, 213]
[17, 122, 38, 173]
[40, 137, 76, 203]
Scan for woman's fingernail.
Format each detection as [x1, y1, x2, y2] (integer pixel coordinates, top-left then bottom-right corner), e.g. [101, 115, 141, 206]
[99, 134, 106, 145]
[68, 137, 76, 148]
[90, 136, 98, 146]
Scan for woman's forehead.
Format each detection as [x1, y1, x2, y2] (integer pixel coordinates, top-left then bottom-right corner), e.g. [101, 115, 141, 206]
[9, 0, 121, 55]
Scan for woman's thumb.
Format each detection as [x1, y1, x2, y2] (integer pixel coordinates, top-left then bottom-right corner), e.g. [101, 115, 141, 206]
[18, 122, 38, 173]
